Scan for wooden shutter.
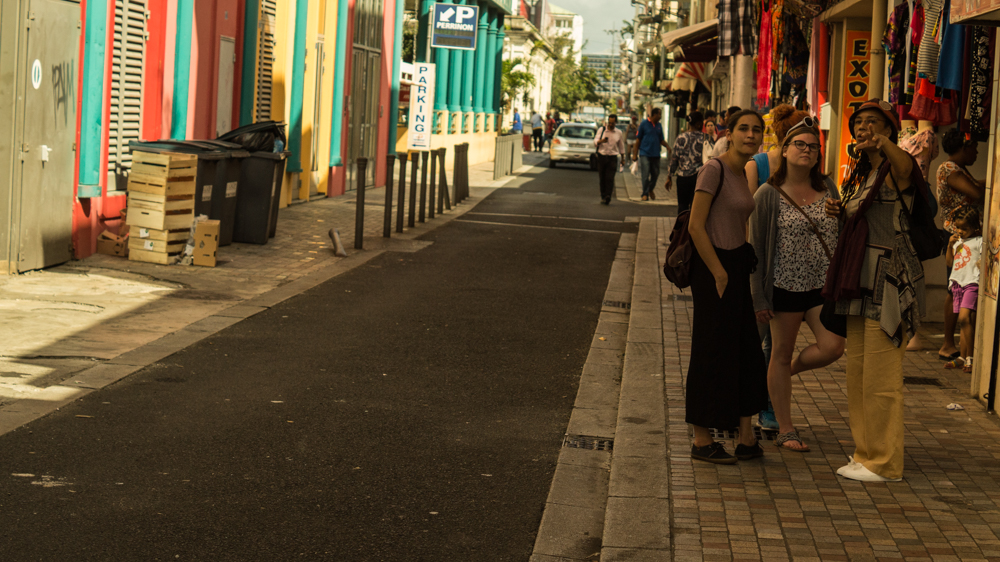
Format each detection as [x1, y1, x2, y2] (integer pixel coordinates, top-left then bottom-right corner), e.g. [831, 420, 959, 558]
[108, 0, 147, 188]
[255, 0, 277, 122]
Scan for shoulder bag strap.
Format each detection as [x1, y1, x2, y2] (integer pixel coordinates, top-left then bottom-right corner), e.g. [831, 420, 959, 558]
[774, 185, 834, 261]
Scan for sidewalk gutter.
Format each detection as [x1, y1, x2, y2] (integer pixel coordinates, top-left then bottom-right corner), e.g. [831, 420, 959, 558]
[530, 227, 636, 562]
[0, 160, 538, 438]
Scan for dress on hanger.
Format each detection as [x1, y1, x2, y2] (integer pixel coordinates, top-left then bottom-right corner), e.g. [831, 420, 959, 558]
[900, 129, 939, 178]
[883, 3, 910, 105]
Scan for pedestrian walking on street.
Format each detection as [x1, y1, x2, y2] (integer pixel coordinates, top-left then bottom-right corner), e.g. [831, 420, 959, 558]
[711, 106, 742, 158]
[630, 107, 671, 201]
[667, 111, 707, 214]
[625, 113, 639, 157]
[593, 114, 625, 205]
[824, 99, 928, 483]
[749, 119, 845, 453]
[545, 112, 555, 149]
[936, 130, 985, 362]
[686, 110, 769, 465]
[531, 110, 544, 152]
[745, 104, 812, 431]
[512, 108, 522, 134]
[943, 206, 983, 373]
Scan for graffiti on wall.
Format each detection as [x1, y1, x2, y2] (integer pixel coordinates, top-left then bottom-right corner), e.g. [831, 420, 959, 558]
[51, 60, 75, 129]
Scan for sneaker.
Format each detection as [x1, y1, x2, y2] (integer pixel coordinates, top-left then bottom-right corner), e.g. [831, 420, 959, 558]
[836, 456, 859, 476]
[691, 442, 738, 465]
[758, 409, 779, 431]
[842, 462, 902, 482]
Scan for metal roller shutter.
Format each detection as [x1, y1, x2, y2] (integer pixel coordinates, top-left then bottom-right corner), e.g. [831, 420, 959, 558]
[108, 0, 147, 191]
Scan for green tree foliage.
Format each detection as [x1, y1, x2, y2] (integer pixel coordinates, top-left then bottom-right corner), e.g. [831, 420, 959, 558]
[550, 36, 601, 114]
[501, 58, 536, 113]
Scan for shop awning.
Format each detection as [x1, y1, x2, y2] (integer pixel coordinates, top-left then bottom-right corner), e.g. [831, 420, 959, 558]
[661, 19, 718, 62]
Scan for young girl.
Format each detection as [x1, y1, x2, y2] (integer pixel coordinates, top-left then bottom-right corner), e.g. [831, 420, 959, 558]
[944, 206, 983, 373]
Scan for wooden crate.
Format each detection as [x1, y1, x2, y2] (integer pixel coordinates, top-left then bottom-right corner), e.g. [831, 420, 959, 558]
[133, 227, 189, 242]
[128, 248, 183, 265]
[127, 151, 197, 197]
[126, 190, 195, 231]
[128, 237, 186, 254]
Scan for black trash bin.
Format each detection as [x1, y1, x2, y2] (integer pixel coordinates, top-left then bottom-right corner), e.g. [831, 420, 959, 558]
[232, 150, 290, 244]
[131, 140, 248, 247]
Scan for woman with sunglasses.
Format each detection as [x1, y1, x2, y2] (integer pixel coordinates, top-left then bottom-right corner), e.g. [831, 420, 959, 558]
[749, 120, 844, 452]
[686, 109, 769, 465]
[746, 105, 812, 195]
[824, 99, 928, 482]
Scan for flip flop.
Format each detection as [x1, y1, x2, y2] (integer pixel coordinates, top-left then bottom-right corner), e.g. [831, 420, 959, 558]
[939, 351, 961, 361]
[775, 430, 811, 452]
[945, 358, 966, 369]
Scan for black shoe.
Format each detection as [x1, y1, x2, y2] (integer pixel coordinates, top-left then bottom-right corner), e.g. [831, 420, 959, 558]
[735, 441, 764, 460]
[691, 442, 737, 465]
[601, 197, 611, 205]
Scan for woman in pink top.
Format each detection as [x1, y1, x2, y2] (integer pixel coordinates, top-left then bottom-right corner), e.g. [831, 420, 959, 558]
[686, 110, 769, 465]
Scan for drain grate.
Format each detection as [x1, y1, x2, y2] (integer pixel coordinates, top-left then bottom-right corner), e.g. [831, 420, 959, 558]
[563, 434, 614, 451]
[704, 427, 776, 441]
[603, 300, 631, 310]
[904, 376, 943, 386]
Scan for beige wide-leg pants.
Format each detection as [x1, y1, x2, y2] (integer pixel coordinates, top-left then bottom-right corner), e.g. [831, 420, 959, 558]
[845, 316, 907, 480]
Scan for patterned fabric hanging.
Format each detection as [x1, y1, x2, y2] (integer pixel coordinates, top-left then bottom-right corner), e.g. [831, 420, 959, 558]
[757, 4, 773, 108]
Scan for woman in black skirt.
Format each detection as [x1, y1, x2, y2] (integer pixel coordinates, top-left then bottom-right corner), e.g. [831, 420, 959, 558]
[686, 109, 769, 464]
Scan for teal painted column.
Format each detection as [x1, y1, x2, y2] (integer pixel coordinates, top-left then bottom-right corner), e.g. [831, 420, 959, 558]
[484, 9, 497, 115]
[460, 0, 475, 119]
[472, 5, 489, 114]
[78, 0, 109, 197]
[416, 0, 431, 63]
[433, 0, 451, 114]
[330, 0, 350, 166]
[170, 0, 194, 140]
[446, 5, 462, 115]
[388, 0, 404, 150]
[239, 0, 259, 126]
[494, 15, 504, 116]
[286, 0, 308, 173]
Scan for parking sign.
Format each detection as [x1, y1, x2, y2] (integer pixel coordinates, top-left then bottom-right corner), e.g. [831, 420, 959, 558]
[431, 3, 479, 51]
[407, 63, 436, 151]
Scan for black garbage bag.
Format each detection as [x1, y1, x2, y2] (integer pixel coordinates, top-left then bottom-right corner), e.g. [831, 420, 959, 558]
[217, 121, 287, 153]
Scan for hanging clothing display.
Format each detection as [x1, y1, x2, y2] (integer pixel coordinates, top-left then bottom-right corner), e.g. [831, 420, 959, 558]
[805, 17, 824, 116]
[781, 14, 809, 86]
[900, 129, 939, 178]
[906, 1, 925, 101]
[936, 1, 965, 92]
[964, 27, 995, 139]
[883, 3, 910, 106]
[916, 0, 944, 81]
[757, 4, 773, 108]
[718, 0, 759, 57]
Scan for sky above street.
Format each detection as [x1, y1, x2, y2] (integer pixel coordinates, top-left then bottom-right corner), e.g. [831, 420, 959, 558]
[553, 0, 635, 55]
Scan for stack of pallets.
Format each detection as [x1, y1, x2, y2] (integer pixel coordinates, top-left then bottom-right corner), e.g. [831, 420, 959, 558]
[126, 151, 197, 264]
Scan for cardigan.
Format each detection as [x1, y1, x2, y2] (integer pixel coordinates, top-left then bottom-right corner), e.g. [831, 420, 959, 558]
[749, 177, 840, 315]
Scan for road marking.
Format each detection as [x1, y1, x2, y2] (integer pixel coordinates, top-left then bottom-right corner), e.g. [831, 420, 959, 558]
[464, 212, 621, 224]
[454, 219, 620, 234]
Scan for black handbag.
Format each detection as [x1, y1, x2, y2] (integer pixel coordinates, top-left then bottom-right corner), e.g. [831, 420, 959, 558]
[890, 168, 949, 262]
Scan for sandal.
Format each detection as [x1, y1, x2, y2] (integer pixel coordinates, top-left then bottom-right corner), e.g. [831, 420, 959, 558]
[939, 351, 961, 361]
[775, 430, 811, 452]
[945, 357, 966, 369]
[964, 359, 973, 373]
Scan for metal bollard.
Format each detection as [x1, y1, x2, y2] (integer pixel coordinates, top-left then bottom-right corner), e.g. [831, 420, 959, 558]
[439, 148, 450, 213]
[383, 154, 395, 238]
[419, 151, 429, 223]
[409, 152, 420, 228]
[396, 152, 408, 233]
[354, 158, 367, 250]
[428, 148, 437, 220]
[462, 143, 469, 202]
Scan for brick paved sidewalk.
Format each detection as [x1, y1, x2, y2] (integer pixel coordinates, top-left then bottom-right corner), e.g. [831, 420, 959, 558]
[652, 217, 1000, 562]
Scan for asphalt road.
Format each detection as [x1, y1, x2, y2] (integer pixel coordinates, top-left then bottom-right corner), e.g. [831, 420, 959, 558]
[0, 162, 673, 561]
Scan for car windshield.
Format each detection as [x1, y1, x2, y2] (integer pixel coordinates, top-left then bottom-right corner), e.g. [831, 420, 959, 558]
[557, 127, 596, 140]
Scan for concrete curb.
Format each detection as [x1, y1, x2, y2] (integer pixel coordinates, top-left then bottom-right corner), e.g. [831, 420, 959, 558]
[530, 229, 636, 562]
[0, 169, 529, 438]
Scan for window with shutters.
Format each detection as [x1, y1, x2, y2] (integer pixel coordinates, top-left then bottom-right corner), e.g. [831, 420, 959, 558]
[255, 0, 277, 122]
[108, 0, 147, 191]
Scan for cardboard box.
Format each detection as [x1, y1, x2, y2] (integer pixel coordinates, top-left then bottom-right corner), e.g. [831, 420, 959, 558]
[193, 220, 220, 267]
[96, 230, 129, 257]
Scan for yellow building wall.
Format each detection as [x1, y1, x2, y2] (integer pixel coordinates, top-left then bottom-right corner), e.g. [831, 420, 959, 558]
[312, 0, 338, 196]
[297, 0, 322, 201]
[273, 0, 295, 207]
[395, 130, 498, 171]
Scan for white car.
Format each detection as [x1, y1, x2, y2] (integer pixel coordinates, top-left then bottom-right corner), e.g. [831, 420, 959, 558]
[549, 123, 598, 169]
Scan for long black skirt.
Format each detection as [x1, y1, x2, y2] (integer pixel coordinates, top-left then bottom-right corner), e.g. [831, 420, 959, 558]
[686, 243, 768, 429]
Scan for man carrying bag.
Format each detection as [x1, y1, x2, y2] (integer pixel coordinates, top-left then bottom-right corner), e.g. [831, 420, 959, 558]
[594, 114, 625, 205]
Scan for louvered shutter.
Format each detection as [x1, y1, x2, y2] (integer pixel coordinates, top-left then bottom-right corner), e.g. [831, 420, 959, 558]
[108, 0, 147, 189]
[255, 0, 277, 122]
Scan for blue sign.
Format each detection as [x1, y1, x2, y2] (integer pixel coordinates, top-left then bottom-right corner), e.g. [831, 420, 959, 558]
[431, 3, 479, 51]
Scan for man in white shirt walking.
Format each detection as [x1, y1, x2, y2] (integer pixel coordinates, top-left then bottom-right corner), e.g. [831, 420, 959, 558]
[594, 114, 626, 205]
[530, 110, 544, 152]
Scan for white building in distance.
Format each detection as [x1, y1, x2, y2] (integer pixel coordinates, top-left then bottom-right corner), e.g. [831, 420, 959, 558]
[547, 3, 583, 63]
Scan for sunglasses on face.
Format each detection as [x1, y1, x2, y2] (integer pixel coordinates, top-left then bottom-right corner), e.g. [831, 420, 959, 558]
[786, 116, 818, 136]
